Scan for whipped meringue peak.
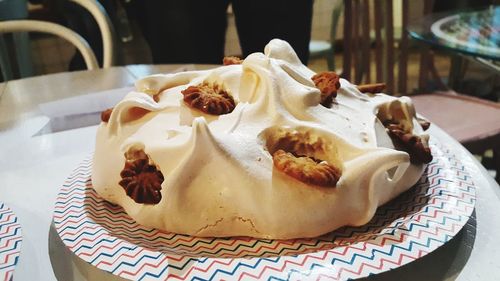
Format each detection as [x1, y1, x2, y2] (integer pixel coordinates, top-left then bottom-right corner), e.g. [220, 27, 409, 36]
[92, 39, 431, 239]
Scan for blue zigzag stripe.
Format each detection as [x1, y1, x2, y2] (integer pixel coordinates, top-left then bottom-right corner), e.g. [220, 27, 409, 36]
[61, 180, 87, 188]
[0, 255, 19, 271]
[0, 218, 18, 232]
[62, 228, 109, 245]
[0, 239, 22, 256]
[0, 225, 22, 243]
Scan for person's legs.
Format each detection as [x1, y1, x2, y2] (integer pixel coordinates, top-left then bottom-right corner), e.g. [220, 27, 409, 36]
[231, 0, 313, 64]
[132, 0, 230, 64]
[433, 0, 493, 12]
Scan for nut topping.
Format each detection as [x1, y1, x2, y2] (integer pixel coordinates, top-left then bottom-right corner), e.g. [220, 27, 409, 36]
[386, 123, 432, 164]
[417, 117, 431, 131]
[223, 56, 243, 65]
[101, 108, 113, 122]
[181, 82, 236, 115]
[273, 150, 340, 187]
[119, 157, 164, 204]
[357, 83, 386, 94]
[311, 71, 341, 106]
[269, 129, 324, 157]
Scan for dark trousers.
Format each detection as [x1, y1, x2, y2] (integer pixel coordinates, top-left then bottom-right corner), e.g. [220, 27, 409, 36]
[132, 0, 313, 64]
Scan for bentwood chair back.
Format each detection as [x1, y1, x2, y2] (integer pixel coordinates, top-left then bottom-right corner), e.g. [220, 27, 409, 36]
[0, 20, 99, 71]
[70, 0, 115, 69]
[341, 0, 500, 182]
[0, 0, 115, 81]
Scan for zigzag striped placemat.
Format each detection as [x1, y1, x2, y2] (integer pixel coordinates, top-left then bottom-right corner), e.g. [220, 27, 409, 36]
[0, 203, 22, 281]
[53, 141, 476, 280]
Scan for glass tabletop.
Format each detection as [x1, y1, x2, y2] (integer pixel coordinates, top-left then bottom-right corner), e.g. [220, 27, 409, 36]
[408, 5, 500, 60]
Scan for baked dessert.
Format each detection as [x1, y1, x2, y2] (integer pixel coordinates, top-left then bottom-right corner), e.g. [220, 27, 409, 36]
[92, 39, 432, 239]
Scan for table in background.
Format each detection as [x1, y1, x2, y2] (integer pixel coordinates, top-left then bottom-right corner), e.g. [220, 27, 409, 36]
[408, 6, 500, 93]
[1, 65, 499, 281]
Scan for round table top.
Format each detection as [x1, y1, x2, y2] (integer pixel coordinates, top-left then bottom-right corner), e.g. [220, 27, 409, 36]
[1, 65, 499, 281]
[408, 6, 500, 61]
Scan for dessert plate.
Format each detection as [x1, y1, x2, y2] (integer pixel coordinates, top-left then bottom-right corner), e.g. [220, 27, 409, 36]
[0, 203, 22, 281]
[53, 140, 475, 280]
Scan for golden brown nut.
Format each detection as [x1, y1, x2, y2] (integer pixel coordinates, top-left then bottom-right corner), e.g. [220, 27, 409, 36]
[181, 83, 236, 115]
[273, 149, 341, 187]
[311, 71, 341, 106]
[269, 129, 324, 157]
[101, 108, 113, 123]
[417, 117, 431, 131]
[119, 158, 164, 204]
[357, 83, 386, 94]
[223, 56, 243, 65]
[386, 123, 432, 164]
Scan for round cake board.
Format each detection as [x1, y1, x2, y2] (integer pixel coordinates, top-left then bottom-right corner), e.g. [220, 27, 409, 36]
[53, 141, 476, 280]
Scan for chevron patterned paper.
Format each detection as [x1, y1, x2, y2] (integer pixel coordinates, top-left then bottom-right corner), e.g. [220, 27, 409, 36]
[53, 142, 476, 280]
[0, 203, 22, 281]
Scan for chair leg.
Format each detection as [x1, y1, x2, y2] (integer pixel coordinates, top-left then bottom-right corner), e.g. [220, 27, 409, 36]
[0, 35, 14, 81]
[494, 147, 500, 184]
[326, 53, 335, 71]
[13, 32, 34, 78]
[448, 55, 466, 90]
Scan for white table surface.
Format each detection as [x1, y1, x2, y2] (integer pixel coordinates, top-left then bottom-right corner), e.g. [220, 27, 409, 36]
[1, 65, 499, 281]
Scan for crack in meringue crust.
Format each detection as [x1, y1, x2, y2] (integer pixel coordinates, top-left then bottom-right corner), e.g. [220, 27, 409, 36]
[92, 39, 431, 239]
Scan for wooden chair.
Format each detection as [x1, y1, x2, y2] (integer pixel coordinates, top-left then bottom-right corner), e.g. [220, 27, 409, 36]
[411, 92, 500, 182]
[341, 0, 500, 182]
[342, 0, 416, 94]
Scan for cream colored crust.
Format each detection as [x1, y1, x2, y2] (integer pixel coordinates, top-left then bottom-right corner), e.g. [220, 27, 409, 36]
[92, 39, 427, 239]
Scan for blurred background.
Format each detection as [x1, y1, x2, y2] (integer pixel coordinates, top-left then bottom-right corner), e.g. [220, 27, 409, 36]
[0, 0, 495, 100]
[1, 0, 499, 180]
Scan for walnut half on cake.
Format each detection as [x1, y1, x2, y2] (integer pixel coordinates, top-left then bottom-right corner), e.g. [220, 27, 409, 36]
[92, 39, 431, 239]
